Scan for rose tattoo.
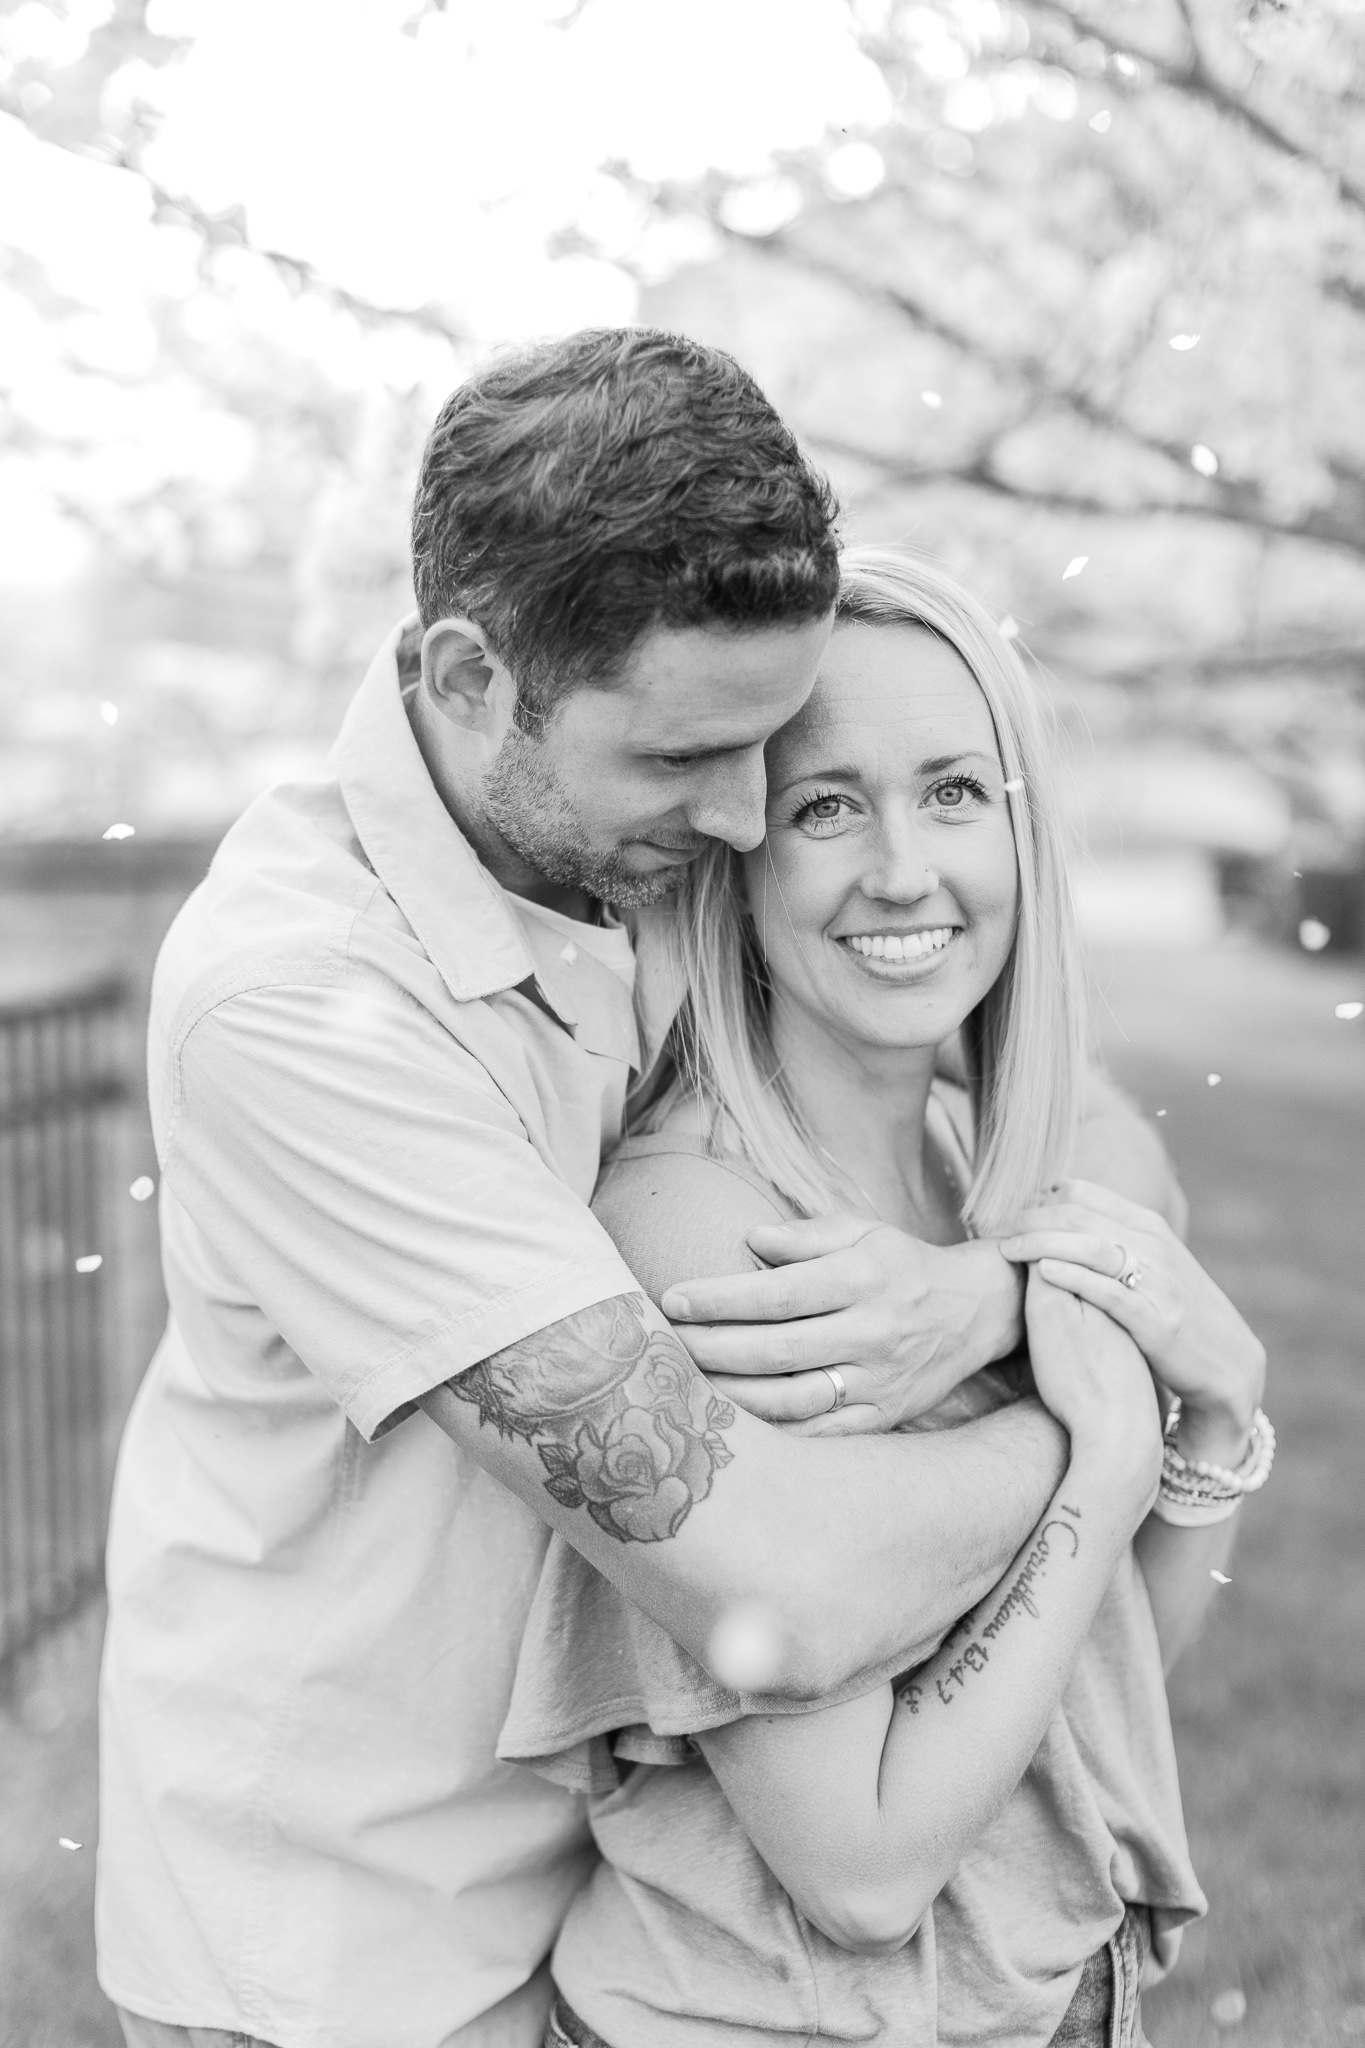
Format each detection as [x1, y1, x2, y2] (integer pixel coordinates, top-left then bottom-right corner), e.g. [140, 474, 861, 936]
[448, 1294, 736, 1544]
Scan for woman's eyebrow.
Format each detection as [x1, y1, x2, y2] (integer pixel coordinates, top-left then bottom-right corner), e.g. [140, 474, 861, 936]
[769, 761, 862, 797]
[915, 749, 1000, 777]
[770, 747, 999, 797]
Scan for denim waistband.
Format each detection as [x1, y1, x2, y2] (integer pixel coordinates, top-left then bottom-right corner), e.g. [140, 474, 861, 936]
[545, 1903, 1152, 2048]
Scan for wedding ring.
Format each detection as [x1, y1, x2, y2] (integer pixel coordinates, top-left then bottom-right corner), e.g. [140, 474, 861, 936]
[821, 1366, 848, 1413]
[1115, 1244, 1143, 1289]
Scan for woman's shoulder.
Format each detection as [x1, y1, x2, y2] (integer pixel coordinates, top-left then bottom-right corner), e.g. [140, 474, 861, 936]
[593, 1103, 794, 1308]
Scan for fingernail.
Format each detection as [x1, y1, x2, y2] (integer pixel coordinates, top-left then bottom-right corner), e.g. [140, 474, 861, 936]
[663, 1291, 690, 1321]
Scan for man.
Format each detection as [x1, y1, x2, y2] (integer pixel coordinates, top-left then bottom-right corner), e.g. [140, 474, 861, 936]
[98, 328, 1178, 2048]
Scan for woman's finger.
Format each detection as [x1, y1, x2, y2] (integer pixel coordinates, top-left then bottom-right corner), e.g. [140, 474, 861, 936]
[998, 1230, 1131, 1279]
[1035, 1257, 1148, 1333]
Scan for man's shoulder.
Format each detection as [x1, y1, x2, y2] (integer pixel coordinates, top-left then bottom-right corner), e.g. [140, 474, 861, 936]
[152, 776, 384, 1039]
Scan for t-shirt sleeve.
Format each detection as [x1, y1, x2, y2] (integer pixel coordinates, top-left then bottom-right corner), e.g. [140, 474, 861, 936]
[161, 982, 641, 1440]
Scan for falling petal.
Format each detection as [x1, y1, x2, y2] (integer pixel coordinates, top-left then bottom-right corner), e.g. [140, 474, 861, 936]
[103, 822, 136, 841]
[99, 701, 119, 725]
[707, 1600, 785, 1692]
[921, 390, 943, 409]
[1207, 1074, 1221, 1087]
[999, 614, 1020, 639]
[1210, 1988, 1247, 2028]
[74, 1254, 103, 1274]
[1112, 52, 1139, 76]
[58, 1837, 82, 1851]
[1190, 444, 1219, 476]
[1002, 778, 1025, 793]
[1210, 1569, 1232, 1584]
[1088, 109, 1111, 131]
[1169, 334, 1201, 350]
[129, 1175, 156, 1202]
[1156, 1109, 1167, 1117]
[1062, 556, 1088, 580]
[559, 942, 578, 965]
[1334, 1001, 1362, 1020]
[1299, 918, 1331, 952]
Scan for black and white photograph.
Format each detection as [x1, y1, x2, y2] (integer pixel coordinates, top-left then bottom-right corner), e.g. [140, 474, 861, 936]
[0, 3, 1362, 2046]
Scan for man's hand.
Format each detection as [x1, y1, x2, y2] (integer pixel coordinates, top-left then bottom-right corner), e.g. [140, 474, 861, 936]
[660, 1214, 1025, 1434]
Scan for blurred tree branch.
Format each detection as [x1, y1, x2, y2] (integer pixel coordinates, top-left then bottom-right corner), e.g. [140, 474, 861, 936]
[1027, 0, 1365, 217]
[703, 218, 1365, 558]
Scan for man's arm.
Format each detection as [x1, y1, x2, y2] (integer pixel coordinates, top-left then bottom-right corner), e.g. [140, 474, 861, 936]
[666, 1063, 1185, 1426]
[420, 1291, 1068, 1701]
[1070, 1067, 1189, 1236]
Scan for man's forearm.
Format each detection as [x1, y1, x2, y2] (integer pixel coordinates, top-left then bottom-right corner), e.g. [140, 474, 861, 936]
[422, 1293, 1069, 1700]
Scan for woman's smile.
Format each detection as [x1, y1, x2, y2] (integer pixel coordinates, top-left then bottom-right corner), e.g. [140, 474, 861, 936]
[836, 924, 961, 973]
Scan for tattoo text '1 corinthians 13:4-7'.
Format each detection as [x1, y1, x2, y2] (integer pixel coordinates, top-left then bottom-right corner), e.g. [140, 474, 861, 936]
[448, 1292, 736, 1544]
[895, 1508, 1082, 1715]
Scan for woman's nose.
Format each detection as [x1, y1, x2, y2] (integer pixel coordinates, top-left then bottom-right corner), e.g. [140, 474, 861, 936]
[864, 819, 939, 903]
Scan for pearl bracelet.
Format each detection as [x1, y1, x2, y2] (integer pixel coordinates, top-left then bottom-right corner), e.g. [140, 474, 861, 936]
[1150, 1399, 1276, 1527]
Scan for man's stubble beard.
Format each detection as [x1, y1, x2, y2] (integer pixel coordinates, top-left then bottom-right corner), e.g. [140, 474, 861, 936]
[481, 724, 692, 910]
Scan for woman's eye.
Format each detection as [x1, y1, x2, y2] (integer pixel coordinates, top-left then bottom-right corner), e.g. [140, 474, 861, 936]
[925, 775, 988, 813]
[793, 792, 852, 831]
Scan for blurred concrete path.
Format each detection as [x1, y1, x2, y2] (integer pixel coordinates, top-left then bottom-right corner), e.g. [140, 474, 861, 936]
[1, 939, 1361, 2048]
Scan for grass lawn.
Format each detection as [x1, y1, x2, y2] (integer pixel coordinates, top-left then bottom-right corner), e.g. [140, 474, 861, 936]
[1093, 943, 1365, 2048]
[0, 937, 1361, 2048]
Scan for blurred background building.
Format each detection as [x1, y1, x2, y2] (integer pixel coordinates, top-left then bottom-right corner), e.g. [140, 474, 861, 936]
[0, 3, 1362, 2045]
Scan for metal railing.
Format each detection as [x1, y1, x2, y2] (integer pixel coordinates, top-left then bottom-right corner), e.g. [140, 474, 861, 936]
[0, 974, 129, 1684]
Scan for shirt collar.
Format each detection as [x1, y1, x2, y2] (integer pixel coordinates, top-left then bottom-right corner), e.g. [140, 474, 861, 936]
[332, 617, 537, 1006]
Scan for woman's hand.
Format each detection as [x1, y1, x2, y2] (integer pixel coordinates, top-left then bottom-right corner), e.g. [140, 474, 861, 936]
[1024, 1266, 1163, 1515]
[1001, 1179, 1266, 1467]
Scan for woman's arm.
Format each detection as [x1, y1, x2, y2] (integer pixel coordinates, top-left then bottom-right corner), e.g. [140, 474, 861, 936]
[1000, 1178, 1267, 1667]
[698, 1275, 1164, 1953]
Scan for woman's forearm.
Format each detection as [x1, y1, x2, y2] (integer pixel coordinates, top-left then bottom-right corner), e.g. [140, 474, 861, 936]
[703, 1447, 1146, 1951]
[1134, 1395, 1253, 1669]
[1134, 1510, 1239, 1672]
[864, 1453, 1141, 1931]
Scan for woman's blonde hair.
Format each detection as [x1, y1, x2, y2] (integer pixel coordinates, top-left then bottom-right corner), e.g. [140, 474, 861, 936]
[635, 546, 1087, 1235]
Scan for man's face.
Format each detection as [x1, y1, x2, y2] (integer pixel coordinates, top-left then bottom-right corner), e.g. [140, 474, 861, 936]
[482, 615, 832, 907]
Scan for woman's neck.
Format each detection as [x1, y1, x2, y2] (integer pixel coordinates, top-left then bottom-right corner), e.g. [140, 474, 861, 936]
[767, 998, 961, 1239]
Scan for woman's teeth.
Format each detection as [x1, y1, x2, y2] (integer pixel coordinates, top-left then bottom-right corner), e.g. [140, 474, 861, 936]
[845, 927, 955, 962]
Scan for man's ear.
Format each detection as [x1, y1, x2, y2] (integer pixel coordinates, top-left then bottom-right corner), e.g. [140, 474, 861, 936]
[420, 618, 515, 736]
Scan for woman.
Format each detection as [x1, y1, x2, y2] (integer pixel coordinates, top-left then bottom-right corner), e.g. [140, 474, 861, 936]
[497, 549, 1272, 2048]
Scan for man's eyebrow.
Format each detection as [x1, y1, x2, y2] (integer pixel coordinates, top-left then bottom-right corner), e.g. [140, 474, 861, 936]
[770, 748, 999, 796]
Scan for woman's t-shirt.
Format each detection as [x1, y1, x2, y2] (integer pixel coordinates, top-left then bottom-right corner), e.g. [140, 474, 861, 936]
[496, 1090, 1206, 2048]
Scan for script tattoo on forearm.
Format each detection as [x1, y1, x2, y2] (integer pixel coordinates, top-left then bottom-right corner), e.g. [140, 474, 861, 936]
[448, 1292, 736, 1543]
[895, 1505, 1082, 1713]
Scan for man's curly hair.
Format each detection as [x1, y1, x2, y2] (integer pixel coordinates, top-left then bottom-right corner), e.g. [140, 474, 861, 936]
[409, 326, 840, 728]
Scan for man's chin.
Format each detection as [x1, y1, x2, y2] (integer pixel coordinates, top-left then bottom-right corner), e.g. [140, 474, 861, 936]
[593, 863, 692, 910]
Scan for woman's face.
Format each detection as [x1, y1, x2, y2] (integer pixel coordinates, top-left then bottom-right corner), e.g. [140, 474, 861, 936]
[742, 619, 1020, 1058]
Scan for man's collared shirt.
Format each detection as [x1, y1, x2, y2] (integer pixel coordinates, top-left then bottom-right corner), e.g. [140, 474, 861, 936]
[96, 622, 681, 2048]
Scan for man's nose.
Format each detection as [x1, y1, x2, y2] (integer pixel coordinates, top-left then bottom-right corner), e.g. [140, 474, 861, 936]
[686, 751, 769, 853]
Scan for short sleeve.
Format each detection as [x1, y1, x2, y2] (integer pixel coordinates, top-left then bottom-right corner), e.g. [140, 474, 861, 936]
[162, 982, 641, 1440]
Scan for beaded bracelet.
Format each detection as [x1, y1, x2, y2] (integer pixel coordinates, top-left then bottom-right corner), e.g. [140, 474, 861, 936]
[1149, 1399, 1276, 1528]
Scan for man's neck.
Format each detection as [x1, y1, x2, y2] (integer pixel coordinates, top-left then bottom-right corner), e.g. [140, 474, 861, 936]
[407, 680, 593, 920]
